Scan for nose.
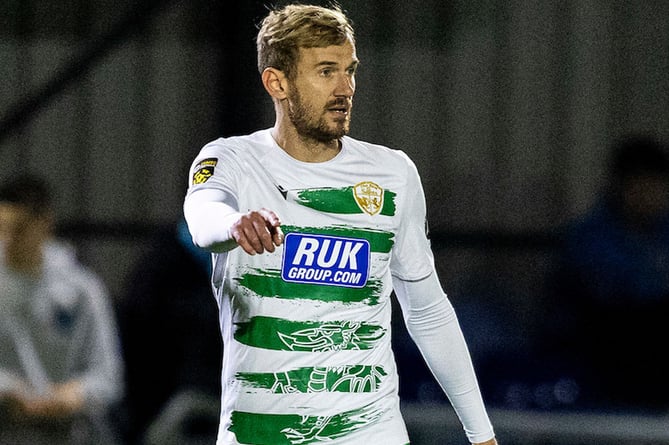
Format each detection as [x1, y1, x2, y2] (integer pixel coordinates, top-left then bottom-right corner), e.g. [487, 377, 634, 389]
[335, 73, 355, 98]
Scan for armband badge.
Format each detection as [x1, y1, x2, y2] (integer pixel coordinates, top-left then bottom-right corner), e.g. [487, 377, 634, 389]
[192, 158, 218, 185]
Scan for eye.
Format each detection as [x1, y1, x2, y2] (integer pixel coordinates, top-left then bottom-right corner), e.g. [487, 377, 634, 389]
[320, 68, 334, 77]
[346, 66, 357, 76]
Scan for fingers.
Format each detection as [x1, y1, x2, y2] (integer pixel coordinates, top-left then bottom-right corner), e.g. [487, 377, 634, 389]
[1, 382, 84, 421]
[271, 224, 284, 247]
[231, 208, 284, 255]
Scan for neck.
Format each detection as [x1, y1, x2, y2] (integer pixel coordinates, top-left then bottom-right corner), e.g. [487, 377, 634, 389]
[271, 122, 341, 163]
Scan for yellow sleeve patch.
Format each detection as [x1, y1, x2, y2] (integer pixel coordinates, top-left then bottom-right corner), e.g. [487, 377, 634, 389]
[192, 158, 218, 185]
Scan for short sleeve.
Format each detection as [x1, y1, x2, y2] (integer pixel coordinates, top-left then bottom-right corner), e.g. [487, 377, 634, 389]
[389, 155, 435, 281]
[186, 139, 242, 203]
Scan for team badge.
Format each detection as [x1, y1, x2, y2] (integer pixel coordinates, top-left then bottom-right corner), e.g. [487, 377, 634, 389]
[192, 158, 218, 185]
[353, 181, 383, 215]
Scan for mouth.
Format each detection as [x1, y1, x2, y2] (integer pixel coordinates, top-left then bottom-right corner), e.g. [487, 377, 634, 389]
[327, 101, 351, 116]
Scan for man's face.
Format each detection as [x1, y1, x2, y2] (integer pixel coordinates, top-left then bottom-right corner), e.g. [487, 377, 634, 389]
[0, 203, 28, 243]
[285, 39, 358, 142]
[0, 202, 50, 268]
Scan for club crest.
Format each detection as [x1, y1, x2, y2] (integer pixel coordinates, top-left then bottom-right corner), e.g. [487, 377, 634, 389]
[353, 181, 383, 215]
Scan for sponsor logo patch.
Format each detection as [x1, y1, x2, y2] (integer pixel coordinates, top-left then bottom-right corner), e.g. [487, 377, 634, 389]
[353, 181, 383, 215]
[281, 233, 370, 288]
[192, 158, 218, 185]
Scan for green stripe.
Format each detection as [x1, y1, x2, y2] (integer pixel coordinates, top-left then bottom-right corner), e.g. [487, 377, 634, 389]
[234, 316, 385, 352]
[282, 225, 394, 253]
[236, 269, 382, 305]
[293, 187, 396, 216]
[236, 365, 388, 393]
[229, 404, 385, 444]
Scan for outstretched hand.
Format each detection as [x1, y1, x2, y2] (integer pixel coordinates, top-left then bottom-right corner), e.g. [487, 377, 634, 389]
[230, 208, 284, 255]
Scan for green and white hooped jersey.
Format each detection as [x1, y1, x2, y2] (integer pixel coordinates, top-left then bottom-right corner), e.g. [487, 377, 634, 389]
[187, 129, 434, 445]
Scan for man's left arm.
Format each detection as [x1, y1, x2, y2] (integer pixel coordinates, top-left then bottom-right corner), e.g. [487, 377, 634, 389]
[392, 271, 497, 445]
[75, 272, 124, 409]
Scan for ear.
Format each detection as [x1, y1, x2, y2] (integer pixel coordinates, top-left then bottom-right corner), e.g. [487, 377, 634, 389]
[261, 67, 288, 100]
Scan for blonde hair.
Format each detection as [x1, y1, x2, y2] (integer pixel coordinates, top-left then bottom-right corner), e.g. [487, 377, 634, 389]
[257, 4, 355, 79]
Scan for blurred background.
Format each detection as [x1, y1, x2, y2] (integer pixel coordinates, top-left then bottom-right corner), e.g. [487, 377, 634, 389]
[1, 0, 669, 444]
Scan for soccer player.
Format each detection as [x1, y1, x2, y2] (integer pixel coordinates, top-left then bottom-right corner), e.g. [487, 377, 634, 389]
[184, 4, 498, 445]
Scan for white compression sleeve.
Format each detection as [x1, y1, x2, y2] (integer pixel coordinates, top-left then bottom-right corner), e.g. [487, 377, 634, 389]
[183, 188, 243, 252]
[392, 272, 495, 443]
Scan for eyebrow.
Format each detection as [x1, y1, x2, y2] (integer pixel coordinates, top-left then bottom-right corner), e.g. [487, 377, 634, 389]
[314, 59, 360, 69]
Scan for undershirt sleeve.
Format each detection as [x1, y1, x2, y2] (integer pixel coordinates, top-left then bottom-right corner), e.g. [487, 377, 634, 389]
[392, 271, 496, 444]
[183, 188, 243, 252]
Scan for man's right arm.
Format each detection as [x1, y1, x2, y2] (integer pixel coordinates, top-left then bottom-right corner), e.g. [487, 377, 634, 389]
[184, 189, 283, 255]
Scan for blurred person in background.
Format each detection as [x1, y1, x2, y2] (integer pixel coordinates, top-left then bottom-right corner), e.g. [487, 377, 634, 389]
[545, 134, 669, 412]
[0, 175, 124, 445]
[118, 218, 222, 445]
